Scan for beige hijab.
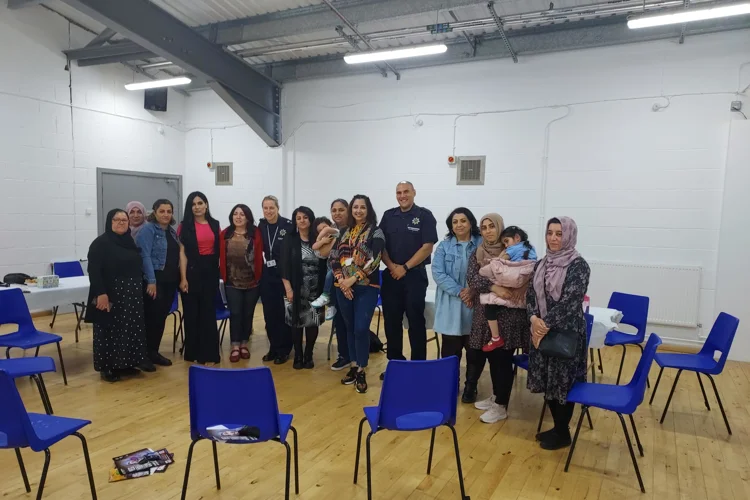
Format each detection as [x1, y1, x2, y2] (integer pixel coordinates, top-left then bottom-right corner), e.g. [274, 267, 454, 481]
[475, 213, 506, 264]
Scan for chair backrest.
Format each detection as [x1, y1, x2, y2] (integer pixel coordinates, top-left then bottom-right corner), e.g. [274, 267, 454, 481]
[608, 292, 649, 342]
[53, 261, 84, 278]
[215, 290, 227, 310]
[584, 312, 594, 349]
[170, 292, 179, 314]
[625, 334, 662, 408]
[699, 312, 740, 373]
[0, 288, 36, 332]
[0, 370, 34, 450]
[188, 366, 282, 442]
[378, 357, 459, 429]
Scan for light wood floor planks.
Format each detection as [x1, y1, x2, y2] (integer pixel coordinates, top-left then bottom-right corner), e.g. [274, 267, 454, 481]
[1, 307, 750, 500]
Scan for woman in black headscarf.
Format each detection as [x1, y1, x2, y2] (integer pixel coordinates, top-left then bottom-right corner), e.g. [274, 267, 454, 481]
[85, 209, 150, 382]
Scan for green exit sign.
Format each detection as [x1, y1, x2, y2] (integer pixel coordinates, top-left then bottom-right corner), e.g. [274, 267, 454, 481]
[427, 23, 452, 34]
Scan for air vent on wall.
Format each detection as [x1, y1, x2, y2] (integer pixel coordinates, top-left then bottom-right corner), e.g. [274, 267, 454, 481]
[456, 156, 485, 185]
[214, 162, 233, 186]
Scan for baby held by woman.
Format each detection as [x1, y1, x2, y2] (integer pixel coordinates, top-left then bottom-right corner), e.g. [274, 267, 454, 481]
[480, 226, 537, 352]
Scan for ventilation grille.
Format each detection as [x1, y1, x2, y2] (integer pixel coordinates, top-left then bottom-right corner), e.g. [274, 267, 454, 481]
[215, 162, 233, 186]
[456, 156, 485, 185]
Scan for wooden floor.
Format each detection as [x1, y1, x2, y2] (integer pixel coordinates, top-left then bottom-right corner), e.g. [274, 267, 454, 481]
[2, 308, 750, 500]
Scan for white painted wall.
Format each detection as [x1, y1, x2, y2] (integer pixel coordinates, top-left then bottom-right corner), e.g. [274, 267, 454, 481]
[0, 4, 185, 277]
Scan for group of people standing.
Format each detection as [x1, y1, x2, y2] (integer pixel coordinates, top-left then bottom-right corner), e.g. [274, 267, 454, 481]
[83, 179, 590, 451]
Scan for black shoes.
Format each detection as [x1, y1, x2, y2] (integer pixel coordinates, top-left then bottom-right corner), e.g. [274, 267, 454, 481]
[303, 358, 314, 369]
[461, 383, 478, 404]
[355, 371, 368, 394]
[150, 352, 172, 366]
[274, 354, 289, 365]
[139, 359, 157, 372]
[293, 357, 304, 370]
[118, 367, 140, 377]
[539, 430, 572, 450]
[379, 372, 385, 381]
[263, 351, 275, 362]
[342, 367, 357, 385]
[101, 370, 120, 382]
[535, 428, 557, 442]
[331, 358, 349, 371]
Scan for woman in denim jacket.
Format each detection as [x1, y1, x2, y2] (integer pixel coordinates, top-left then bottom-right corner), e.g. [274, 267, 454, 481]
[432, 207, 482, 361]
[136, 199, 180, 368]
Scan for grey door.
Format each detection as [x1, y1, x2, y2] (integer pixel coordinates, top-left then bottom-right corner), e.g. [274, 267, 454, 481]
[97, 169, 182, 234]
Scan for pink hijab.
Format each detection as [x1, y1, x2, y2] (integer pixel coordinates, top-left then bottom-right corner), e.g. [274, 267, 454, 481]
[533, 216, 580, 319]
[126, 201, 147, 240]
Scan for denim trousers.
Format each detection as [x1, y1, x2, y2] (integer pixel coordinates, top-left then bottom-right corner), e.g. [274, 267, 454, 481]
[336, 285, 379, 368]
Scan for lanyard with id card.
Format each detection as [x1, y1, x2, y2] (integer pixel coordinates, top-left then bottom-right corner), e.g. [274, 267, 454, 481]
[265, 225, 279, 267]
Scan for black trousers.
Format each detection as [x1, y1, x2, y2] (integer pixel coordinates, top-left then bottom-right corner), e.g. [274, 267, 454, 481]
[466, 348, 514, 405]
[381, 268, 428, 361]
[225, 286, 260, 344]
[143, 279, 178, 354]
[181, 256, 220, 364]
[441, 334, 470, 363]
[292, 327, 319, 360]
[260, 274, 292, 358]
[549, 400, 575, 435]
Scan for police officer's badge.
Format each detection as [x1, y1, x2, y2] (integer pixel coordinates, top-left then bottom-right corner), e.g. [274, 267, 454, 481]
[280, 229, 287, 236]
[412, 217, 420, 225]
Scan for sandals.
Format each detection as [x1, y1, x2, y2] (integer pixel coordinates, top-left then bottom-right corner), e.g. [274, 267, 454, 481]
[240, 346, 250, 359]
[230, 348, 241, 363]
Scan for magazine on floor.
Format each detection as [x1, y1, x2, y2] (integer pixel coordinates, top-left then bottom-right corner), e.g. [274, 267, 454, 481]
[108, 447, 174, 482]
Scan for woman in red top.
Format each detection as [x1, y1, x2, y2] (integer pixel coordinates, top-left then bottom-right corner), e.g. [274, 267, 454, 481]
[178, 192, 221, 365]
[219, 204, 264, 362]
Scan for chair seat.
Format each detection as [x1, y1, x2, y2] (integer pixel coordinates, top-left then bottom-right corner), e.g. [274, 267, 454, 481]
[0, 330, 62, 349]
[197, 414, 294, 445]
[0, 357, 56, 377]
[364, 406, 446, 432]
[513, 354, 528, 371]
[24, 413, 90, 451]
[216, 310, 230, 320]
[566, 382, 638, 414]
[605, 330, 643, 346]
[654, 352, 719, 374]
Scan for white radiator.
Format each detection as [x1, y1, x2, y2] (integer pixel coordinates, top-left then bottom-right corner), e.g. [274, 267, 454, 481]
[587, 261, 701, 328]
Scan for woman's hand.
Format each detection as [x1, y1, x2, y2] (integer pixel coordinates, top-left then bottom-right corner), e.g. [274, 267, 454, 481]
[180, 279, 189, 293]
[342, 288, 354, 300]
[146, 284, 157, 299]
[491, 285, 512, 300]
[285, 288, 294, 302]
[530, 315, 549, 348]
[341, 276, 357, 290]
[459, 288, 472, 306]
[96, 294, 111, 312]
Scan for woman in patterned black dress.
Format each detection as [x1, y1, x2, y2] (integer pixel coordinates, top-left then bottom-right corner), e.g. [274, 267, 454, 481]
[85, 209, 149, 382]
[281, 206, 328, 370]
[526, 216, 590, 450]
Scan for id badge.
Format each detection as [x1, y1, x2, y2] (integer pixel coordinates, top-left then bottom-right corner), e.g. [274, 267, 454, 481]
[266, 259, 277, 268]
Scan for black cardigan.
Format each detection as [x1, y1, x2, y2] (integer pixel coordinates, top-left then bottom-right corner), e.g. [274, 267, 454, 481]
[280, 233, 327, 323]
[84, 233, 143, 324]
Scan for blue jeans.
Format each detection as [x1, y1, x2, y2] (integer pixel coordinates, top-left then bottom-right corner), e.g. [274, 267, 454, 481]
[323, 270, 334, 296]
[336, 285, 379, 368]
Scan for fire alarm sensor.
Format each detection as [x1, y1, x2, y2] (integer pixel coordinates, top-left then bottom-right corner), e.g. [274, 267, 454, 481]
[207, 162, 212, 168]
[448, 156, 456, 165]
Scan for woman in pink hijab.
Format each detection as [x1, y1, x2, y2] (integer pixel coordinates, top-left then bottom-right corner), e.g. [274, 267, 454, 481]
[126, 201, 147, 241]
[526, 217, 590, 451]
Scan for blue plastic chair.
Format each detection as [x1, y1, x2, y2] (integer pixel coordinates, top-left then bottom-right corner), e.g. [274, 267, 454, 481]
[50, 261, 87, 342]
[564, 334, 662, 493]
[215, 290, 231, 347]
[182, 365, 299, 500]
[604, 292, 650, 385]
[169, 292, 184, 354]
[0, 357, 57, 415]
[374, 269, 384, 336]
[0, 369, 96, 499]
[0, 288, 67, 385]
[649, 312, 739, 436]
[354, 357, 469, 500]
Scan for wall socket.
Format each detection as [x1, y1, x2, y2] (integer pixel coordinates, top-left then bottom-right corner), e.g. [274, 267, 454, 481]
[731, 101, 743, 112]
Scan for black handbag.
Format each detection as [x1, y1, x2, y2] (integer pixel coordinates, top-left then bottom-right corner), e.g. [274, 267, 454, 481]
[538, 329, 578, 359]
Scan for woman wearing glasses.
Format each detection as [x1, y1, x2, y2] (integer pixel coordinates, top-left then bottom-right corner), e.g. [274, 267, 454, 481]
[85, 208, 150, 382]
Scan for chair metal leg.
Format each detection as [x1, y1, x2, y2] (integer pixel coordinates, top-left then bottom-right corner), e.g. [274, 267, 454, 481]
[73, 303, 83, 343]
[628, 414, 644, 456]
[447, 423, 469, 500]
[181, 438, 202, 500]
[616, 345, 627, 385]
[597, 348, 604, 373]
[366, 432, 373, 500]
[290, 426, 299, 494]
[36, 448, 51, 500]
[56, 342, 67, 386]
[706, 374, 732, 435]
[172, 313, 178, 354]
[435, 335, 441, 359]
[589, 348, 596, 383]
[564, 405, 587, 472]
[35, 346, 40, 357]
[15, 448, 31, 493]
[375, 306, 381, 337]
[73, 432, 97, 499]
[353, 417, 366, 483]
[537, 399, 548, 433]
[219, 320, 227, 346]
[50, 306, 58, 328]
[427, 427, 436, 474]
[283, 441, 292, 500]
[212, 441, 220, 490]
[636, 343, 650, 388]
[659, 369, 682, 424]
[617, 413, 645, 493]
[696, 373, 711, 411]
[327, 323, 335, 361]
[584, 406, 594, 430]
[32, 375, 53, 414]
[5, 347, 11, 359]
[649, 367, 664, 405]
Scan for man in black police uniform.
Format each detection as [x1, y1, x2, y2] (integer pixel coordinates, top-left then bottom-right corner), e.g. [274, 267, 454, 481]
[257, 195, 294, 364]
[379, 181, 438, 378]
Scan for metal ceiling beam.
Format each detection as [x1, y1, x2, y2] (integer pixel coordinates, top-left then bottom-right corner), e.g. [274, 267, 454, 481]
[268, 15, 750, 81]
[85, 27, 116, 47]
[56, 0, 282, 146]
[7, 0, 44, 9]
[335, 26, 388, 78]
[198, 0, 487, 46]
[487, 1, 517, 63]
[64, 41, 157, 65]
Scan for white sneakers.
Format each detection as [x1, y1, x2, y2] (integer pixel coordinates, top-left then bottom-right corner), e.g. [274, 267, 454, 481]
[311, 293, 330, 308]
[324, 305, 337, 320]
[474, 395, 507, 423]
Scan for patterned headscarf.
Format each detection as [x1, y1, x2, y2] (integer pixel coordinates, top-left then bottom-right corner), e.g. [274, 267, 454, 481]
[126, 201, 147, 240]
[475, 213, 505, 265]
[533, 216, 580, 319]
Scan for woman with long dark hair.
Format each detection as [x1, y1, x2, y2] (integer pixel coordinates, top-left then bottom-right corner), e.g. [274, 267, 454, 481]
[281, 206, 327, 370]
[136, 198, 179, 367]
[178, 192, 221, 365]
[219, 204, 264, 362]
[85, 209, 149, 382]
[326, 195, 385, 394]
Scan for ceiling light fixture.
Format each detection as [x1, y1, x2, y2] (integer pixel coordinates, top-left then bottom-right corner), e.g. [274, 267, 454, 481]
[628, 2, 750, 29]
[344, 44, 448, 64]
[124, 77, 191, 91]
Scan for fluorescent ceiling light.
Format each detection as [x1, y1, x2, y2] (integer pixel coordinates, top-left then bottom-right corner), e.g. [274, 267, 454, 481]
[344, 44, 448, 64]
[628, 2, 750, 29]
[124, 77, 191, 91]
